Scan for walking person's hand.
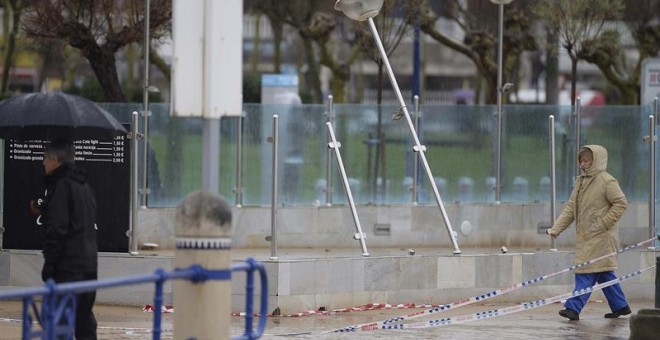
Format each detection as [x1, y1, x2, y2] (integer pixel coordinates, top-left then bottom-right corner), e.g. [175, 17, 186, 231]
[546, 229, 557, 239]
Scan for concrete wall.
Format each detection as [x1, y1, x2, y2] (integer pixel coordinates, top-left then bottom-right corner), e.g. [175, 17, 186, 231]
[136, 202, 651, 250]
[1, 202, 656, 313]
[2, 249, 656, 314]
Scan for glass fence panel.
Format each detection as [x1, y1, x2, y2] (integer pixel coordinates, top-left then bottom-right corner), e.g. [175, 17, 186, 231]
[576, 105, 648, 201]
[100, 103, 206, 207]
[235, 104, 330, 206]
[412, 104, 494, 204]
[501, 105, 554, 203]
[95, 103, 652, 207]
[331, 103, 411, 205]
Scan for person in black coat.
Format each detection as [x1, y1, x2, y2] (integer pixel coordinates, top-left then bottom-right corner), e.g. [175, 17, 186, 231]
[40, 140, 98, 340]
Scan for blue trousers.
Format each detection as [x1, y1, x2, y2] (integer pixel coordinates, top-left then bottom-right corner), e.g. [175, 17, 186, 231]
[564, 271, 628, 314]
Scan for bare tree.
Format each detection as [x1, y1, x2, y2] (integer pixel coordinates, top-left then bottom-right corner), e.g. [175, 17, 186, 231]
[419, 0, 537, 104]
[578, 0, 660, 105]
[532, 0, 624, 107]
[20, 0, 171, 102]
[249, 0, 332, 103]
[575, 0, 659, 196]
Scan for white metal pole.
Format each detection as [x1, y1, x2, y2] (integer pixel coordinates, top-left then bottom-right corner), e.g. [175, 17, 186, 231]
[327, 122, 369, 257]
[413, 95, 420, 205]
[140, 0, 151, 208]
[234, 114, 243, 207]
[495, 2, 503, 203]
[325, 95, 334, 206]
[269, 115, 279, 260]
[367, 18, 461, 254]
[130, 111, 140, 255]
[575, 96, 582, 178]
[648, 114, 655, 250]
[549, 115, 557, 252]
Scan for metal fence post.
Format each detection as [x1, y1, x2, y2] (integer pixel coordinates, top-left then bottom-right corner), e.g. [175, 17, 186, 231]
[267, 115, 279, 260]
[656, 254, 660, 308]
[129, 111, 141, 255]
[412, 95, 420, 205]
[647, 114, 656, 251]
[234, 113, 244, 207]
[173, 191, 233, 340]
[549, 115, 557, 251]
[650, 97, 658, 309]
[574, 96, 582, 179]
[327, 122, 369, 257]
[325, 95, 334, 206]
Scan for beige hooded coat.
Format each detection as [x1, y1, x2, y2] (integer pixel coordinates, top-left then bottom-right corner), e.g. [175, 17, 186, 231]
[548, 145, 627, 274]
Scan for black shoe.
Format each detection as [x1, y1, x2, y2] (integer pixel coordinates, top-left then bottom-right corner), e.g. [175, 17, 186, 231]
[604, 306, 631, 318]
[559, 308, 580, 321]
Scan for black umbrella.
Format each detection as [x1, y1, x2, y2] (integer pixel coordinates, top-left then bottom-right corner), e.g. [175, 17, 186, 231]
[0, 92, 128, 141]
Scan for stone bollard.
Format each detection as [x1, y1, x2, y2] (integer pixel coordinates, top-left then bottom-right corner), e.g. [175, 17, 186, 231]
[629, 308, 660, 340]
[173, 191, 233, 340]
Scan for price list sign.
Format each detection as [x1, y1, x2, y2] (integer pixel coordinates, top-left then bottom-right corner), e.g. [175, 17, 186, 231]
[3, 133, 130, 252]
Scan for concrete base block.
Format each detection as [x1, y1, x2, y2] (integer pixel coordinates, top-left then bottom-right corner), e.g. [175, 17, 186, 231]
[629, 308, 660, 340]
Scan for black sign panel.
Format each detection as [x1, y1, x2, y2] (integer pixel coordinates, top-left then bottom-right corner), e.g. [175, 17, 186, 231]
[3, 131, 130, 252]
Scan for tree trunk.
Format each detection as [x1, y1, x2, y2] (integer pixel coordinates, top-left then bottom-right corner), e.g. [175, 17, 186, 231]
[545, 29, 559, 104]
[568, 55, 578, 181]
[84, 46, 127, 102]
[250, 14, 261, 74]
[570, 56, 578, 108]
[330, 76, 346, 104]
[271, 21, 283, 73]
[1, 0, 21, 95]
[149, 49, 170, 82]
[303, 38, 322, 103]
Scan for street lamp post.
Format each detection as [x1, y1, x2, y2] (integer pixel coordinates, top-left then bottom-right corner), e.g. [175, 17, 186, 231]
[490, 0, 514, 203]
[335, 0, 461, 254]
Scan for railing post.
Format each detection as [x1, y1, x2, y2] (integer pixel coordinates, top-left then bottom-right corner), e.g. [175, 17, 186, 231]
[549, 115, 557, 251]
[412, 95, 420, 205]
[654, 97, 659, 250]
[129, 111, 141, 255]
[326, 122, 369, 257]
[656, 254, 660, 308]
[267, 115, 279, 260]
[325, 95, 334, 206]
[234, 113, 244, 207]
[173, 191, 233, 340]
[647, 114, 656, 251]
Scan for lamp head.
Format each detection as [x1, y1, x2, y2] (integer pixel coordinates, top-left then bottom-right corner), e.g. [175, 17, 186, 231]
[334, 0, 384, 21]
[489, 0, 514, 4]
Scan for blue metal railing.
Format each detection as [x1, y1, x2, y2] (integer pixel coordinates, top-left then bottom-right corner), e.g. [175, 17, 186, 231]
[0, 258, 268, 340]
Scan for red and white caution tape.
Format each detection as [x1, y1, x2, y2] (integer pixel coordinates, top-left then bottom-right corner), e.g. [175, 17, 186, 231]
[143, 304, 174, 313]
[231, 302, 435, 318]
[329, 265, 655, 333]
[143, 237, 656, 322]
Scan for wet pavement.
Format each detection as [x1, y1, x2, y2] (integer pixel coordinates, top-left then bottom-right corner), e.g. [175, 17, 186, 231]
[0, 299, 652, 339]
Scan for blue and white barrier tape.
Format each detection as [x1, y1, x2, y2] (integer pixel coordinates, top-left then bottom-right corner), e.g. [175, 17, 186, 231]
[332, 265, 654, 333]
[324, 237, 655, 333]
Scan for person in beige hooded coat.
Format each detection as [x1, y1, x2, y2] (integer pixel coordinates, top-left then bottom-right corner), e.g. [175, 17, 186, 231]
[548, 145, 631, 321]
